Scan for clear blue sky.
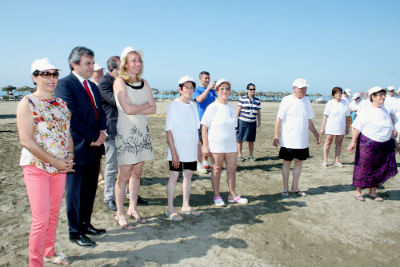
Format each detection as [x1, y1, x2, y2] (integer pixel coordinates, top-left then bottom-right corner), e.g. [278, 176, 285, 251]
[1, 0, 399, 95]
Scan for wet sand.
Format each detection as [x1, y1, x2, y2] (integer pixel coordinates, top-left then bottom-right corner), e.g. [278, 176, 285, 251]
[0, 100, 399, 266]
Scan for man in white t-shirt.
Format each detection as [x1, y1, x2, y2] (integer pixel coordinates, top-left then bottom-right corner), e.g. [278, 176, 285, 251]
[273, 78, 322, 197]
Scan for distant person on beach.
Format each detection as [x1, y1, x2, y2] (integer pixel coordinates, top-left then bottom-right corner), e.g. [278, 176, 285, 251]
[347, 86, 398, 202]
[98, 56, 148, 212]
[165, 76, 202, 221]
[236, 83, 261, 162]
[193, 71, 217, 174]
[349, 92, 364, 123]
[273, 78, 321, 197]
[202, 79, 248, 206]
[55, 46, 107, 247]
[113, 46, 155, 230]
[342, 88, 351, 105]
[320, 87, 350, 167]
[17, 58, 73, 266]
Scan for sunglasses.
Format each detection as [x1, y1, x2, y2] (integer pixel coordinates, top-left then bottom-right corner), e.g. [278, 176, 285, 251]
[374, 93, 386, 97]
[39, 71, 59, 78]
[248, 88, 256, 91]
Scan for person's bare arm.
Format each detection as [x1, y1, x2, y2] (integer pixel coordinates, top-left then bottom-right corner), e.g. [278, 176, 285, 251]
[309, 119, 322, 144]
[195, 81, 216, 103]
[114, 78, 153, 115]
[272, 117, 281, 147]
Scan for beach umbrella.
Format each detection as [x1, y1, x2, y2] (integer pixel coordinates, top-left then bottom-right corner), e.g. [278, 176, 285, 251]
[16, 86, 33, 92]
[2, 85, 16, 99]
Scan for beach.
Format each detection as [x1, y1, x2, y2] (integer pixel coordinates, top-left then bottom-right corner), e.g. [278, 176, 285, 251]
[1, 100, 400, 267]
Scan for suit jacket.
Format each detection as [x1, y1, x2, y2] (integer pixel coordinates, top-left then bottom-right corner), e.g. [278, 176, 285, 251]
[55, 73, 107, 164]
[98, 73, 118, 138]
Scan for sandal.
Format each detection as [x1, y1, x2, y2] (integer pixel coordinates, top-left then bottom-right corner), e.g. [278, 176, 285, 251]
[289, 191, 307, 197]
[369, 194, 384, 202]
[127, 210, 148, 224]
[354, 195, 365, 202]
[44, 252, 70, 265]
[114, 215, 134, 230]
[182, 208, 201, 216]
[228, 195, 248, 204]
[280, 191, 289, 198]
[165, 212, 183, 221]
[321, 162, 328, 167]
[334, 162, 344, 168]
[213, 196, 225, 206]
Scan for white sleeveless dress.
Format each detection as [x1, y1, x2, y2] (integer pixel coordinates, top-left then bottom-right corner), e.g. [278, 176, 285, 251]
[115, 81, 154, 165]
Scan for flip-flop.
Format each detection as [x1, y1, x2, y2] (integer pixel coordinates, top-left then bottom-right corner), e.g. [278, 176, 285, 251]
[114, 215, 134, 230]
[334, 162, 344, 168]
[369, 195, 384, 202]
[289, 191, 307, 197]
[165, 212, 183, 221]
[354, 195, 365, 201]
[44, 252, 70, 265]
[228, 196, 248, 204]
[182, 209, 201, 216]
[127, 211, 148, 224]
[280, 191, 289, 198]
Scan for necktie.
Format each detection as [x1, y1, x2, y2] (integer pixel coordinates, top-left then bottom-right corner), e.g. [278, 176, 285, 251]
[83, 80, 99, 120]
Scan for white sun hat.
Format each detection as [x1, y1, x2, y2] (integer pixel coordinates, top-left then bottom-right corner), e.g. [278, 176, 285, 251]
[216, 78, 231, 88]
[178, 75, 195, 85]
[352, 92, 361, 100]
[120, 46, 144, 62]
[344, 88, 352, 96]
[368, 86, 386, 97]
[94, 63, 104, 71]
[30, 57, 59, 74]
[387, 85, 395, 91]
[292, 78, 309, 88]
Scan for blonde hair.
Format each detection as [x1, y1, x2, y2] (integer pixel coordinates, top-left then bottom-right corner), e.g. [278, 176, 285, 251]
[119, 51, 144, 83]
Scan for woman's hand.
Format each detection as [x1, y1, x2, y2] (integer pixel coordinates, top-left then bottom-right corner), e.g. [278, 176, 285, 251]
[202, 144, 210, 157]
[347, 142, 355, 153]
[320, 129, 324, 136]
[53, 158, 75, 173]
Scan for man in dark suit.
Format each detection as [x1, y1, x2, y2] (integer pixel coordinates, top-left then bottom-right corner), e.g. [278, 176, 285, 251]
[98, 56, 148, 211]
[55, 46, 107, 247]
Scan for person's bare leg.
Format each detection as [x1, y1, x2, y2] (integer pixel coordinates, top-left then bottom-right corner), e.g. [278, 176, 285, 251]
[211, 153, 224, 198]
[282, 160, 291, 193]
[115, 165, 132, 217]
[335, 135, 344, 164]
[127, 162, 144, 220]
[291, 159, 302, 192]
[249, 142, 254, 157]
[181, 170, 193, 211]
[323, 135, 333, 163]
[167, 171, 179, 215]
[237, 142, 243, 158]
[225, 152, 238, 199]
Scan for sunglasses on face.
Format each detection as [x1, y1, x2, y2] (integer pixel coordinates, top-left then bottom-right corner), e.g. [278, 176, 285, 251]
[39, 71, 59, 78]
[248, 88, 255, 91]
[374, 93, 386, 97]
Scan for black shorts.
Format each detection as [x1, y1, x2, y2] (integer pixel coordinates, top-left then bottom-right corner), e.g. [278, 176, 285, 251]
[236, 120, 257, 142]
[278, 147, 309, 161]
[169, 161, 197, 172]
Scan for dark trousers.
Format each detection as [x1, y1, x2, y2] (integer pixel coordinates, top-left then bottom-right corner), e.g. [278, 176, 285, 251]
[66, 158, 100, 235]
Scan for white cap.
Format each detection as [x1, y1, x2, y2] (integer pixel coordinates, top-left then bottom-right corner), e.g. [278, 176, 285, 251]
[397, 88, 400, 94]
[352, 92, 361, 100]
[368, 86, 386, 97]
[387, 85, 395, 91]
[178, 75, 195, 85]
[292, 78, 308, 88]
[120, 46, 144, 63]
[344, 88, 352, 96]
[30, 57, 59, 74]
[216, 78, 231, 89]
[94, 63, 104, 71]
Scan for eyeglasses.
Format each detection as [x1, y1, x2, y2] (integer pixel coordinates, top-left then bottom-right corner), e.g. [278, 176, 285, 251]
[375, 93, 386, 97]
[39, 71, 59, 78]
[248, 88, 256, 91]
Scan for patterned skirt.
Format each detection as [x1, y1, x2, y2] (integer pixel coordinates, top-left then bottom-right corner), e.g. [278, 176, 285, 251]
[353, 133, 397, 188]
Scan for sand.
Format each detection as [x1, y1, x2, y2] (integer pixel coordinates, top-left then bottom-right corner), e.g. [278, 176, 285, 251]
[1, 99, 400, 267]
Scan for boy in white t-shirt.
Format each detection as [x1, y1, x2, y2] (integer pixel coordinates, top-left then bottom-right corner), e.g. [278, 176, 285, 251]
[165, 76, 202, 221]
[273, 78, 322, 197]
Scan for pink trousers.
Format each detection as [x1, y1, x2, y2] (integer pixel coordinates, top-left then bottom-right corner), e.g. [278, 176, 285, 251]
[23, 165, 66, 267]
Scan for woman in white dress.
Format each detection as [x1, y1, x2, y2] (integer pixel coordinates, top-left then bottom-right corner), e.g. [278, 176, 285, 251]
[320, 87, 350, 167]
[113, 46, 156, 229]
[201, 79, 248, 206]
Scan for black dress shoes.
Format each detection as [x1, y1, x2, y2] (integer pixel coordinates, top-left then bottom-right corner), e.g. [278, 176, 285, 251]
[82, 222, 106, 236]
[137, 195, 148, 205]
[105, 200, 117, 211]
[69, 234, 96, 247]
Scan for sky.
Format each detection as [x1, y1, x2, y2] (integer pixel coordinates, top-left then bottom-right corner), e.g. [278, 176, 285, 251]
[0, 0, 399, 96]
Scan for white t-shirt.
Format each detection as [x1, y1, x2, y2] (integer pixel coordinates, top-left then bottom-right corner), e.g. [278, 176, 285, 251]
[349, 99, 365, 113]
[352, 104, 393, 142]
[323, 99, 350, 135]
[165, 99, 200, 162]
[383, 95, 398, 114]
[201, 101, 237, 153]
[341, 96, 350, 106]
[277, 95, 315, 149]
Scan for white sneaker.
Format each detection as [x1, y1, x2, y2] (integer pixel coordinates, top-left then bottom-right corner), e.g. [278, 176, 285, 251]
[197, 162, 208, 174]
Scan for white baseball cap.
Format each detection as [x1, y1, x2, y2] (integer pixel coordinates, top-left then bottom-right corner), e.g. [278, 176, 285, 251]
[368, 86, 386, 97]
[387, 85, 395, 91]
[178, 75, 195, 85]
[397, 88, 400, 94]
[94, 63, 104, 71]
[352, 92, 361, 100]
[120, 46, 144, 62]
[292, 78, 308, 88]
[344, 88, 352, 96]
[30, 57, 59, 74]
[216, 78, 231, 89]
